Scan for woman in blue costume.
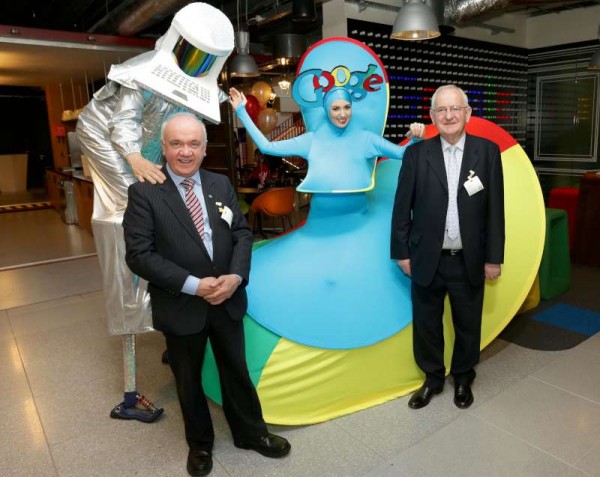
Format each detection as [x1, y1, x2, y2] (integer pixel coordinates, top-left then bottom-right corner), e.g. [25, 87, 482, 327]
[229, 85, 424, 350]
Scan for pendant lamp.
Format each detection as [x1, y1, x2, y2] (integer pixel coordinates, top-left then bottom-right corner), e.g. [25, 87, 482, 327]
[230, 30, 260, 77]
[391, 0, 441, 41]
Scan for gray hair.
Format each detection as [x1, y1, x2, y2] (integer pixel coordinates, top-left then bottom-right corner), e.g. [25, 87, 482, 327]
[431, 85, 469, 109]
[160, 112, 208, 144]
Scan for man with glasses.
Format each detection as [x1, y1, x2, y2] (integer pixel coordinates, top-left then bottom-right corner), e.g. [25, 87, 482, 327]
[390, 84, 505, 410]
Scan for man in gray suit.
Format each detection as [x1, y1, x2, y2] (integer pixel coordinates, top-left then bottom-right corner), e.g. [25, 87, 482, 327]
[391, 85, 505, 410]
[123, 113, 290, 476]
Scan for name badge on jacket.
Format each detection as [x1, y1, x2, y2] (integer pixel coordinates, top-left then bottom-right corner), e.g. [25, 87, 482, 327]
[464, 170, 484, 196]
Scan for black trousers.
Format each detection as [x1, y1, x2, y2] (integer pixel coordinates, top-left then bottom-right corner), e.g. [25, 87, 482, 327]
[164, 304, 267, 452]
[411, 253, 484, 388]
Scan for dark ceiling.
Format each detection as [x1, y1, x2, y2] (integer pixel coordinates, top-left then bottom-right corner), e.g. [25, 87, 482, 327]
[2, 0, 323, 49]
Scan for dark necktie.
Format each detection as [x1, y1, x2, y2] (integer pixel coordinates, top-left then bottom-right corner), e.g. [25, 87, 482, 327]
[181, 178, 205, 239]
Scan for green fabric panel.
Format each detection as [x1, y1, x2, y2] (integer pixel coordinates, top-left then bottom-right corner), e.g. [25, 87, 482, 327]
[539, 208, 571, 300]
[201, 314, 282, 405]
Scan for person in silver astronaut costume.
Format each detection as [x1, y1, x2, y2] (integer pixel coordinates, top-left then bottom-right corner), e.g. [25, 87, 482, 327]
[76, 2, 234, 423]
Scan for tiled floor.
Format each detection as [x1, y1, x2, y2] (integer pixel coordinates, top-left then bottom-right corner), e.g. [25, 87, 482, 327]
[1, 210, 599, 476]
[0, 209, 96, 270]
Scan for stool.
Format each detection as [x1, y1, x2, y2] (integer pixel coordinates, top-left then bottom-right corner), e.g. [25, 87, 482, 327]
[548, 187, 579, 249]
[573, 172, 600, 266]
[517, 274, 540, 315]
[539, 208, 571, 300]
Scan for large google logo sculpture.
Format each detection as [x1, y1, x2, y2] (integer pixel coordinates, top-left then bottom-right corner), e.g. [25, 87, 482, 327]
[203, 38, 545, 424]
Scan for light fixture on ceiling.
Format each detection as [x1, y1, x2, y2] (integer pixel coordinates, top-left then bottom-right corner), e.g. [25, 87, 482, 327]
[292, 0, 316, 22]
[589, 25, 600, 70]
[230, 31, 260, 77]
[230, 0, 260, 78]
[278, 75, 292, 92]
[391, 0, 441, 41]
[273, 33, 306, 65]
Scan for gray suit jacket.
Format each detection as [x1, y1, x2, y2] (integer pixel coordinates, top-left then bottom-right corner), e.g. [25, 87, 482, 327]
[390, 133, 505, 287]
[123, 169, 253, 336]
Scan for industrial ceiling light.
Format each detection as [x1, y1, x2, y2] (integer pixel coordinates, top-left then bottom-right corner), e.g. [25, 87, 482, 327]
[589, 26, 600, 70]
[292, 0, 316, 22]
[391, 0, 441, 41]
[273, 33, 306, 64]
[230, 30, 260, 77]
[230, 0, 260, 78]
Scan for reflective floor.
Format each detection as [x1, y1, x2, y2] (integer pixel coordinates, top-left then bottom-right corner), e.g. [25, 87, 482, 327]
[1, 210, 599, 476]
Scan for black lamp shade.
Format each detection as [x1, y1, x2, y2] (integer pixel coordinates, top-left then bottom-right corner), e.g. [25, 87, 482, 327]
[273, 34, 306, 60]
[292, 0, 316, 22]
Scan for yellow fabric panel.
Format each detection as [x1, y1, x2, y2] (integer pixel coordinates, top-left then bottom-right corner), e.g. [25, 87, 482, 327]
[257, 328, 422, 425]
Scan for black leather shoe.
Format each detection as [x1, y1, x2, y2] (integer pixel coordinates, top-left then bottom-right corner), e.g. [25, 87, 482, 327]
[161, 349, 169, 365]
[454, 384, 474, 409]
[408, 385, 443, 409]
[187, 449, 212, 476]
[234, 433, 291, 458]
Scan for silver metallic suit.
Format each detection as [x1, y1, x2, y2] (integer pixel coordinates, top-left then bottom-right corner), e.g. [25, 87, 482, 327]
[75, 2, 235, 423]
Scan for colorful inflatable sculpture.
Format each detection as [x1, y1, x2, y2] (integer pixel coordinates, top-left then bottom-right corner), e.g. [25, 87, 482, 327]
[202, 37, 545, 425]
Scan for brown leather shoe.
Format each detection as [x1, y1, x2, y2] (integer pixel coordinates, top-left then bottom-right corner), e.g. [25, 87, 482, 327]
[408, 385, 443, 409]
[234, 433, 291, 458]
[187, 449, 212, 476]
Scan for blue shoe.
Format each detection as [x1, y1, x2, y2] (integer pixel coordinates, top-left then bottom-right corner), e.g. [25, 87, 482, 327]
[110, 394, 164, 423]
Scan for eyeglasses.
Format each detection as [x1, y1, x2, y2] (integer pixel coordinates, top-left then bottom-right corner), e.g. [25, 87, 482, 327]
[431, 106, 470, 116]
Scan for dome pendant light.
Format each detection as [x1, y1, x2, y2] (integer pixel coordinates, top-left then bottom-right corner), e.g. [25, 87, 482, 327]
[391, 0, 441, 41]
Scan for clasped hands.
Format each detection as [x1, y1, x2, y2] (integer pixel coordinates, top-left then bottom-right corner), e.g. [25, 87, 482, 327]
[196, 275, 241, 305]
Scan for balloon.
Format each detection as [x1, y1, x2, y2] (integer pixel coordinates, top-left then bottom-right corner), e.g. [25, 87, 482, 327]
[251, 81, 273, 108]
[258, 108, 278, 134]
[245, 94, 261, 125]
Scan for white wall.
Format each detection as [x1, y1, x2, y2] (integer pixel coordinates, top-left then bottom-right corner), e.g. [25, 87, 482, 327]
[323, 0, 348, 38]
[526, 5, 600, 49]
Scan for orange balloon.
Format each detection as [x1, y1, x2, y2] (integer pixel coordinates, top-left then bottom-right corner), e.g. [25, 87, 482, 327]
[251, 81, 273, 108]
[258, 108, 278, 134]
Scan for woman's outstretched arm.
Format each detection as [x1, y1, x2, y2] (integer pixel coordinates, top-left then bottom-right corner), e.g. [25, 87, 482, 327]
[229, 88, 311, 159]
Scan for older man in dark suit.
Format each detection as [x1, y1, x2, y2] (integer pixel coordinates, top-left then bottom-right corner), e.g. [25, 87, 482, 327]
[391, 84, 505, 410]
[123, 113, 290, 476]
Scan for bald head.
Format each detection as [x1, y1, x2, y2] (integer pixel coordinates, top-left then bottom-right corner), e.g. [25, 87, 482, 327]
[161, 113, 208, 177]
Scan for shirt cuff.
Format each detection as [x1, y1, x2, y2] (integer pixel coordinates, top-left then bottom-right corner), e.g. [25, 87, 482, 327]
[182, 275, 201, 295]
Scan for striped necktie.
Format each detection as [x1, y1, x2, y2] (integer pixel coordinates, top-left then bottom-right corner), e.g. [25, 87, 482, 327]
[181, 178, 205, 239]
[446, 145, 460, 240]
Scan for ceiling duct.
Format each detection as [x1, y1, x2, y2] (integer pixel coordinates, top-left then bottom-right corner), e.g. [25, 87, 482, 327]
[116, 0, 190, 36]
[445, 0, 511, 25]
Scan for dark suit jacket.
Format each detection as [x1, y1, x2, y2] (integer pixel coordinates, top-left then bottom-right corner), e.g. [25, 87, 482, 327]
[391, 133, 505, 287]
[123, 169, 253, 336]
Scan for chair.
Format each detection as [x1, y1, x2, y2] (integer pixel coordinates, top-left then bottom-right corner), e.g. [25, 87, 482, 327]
[548, 187, 579, 249]
[539, 208, 571, 300]
[250, 187, 296, 238]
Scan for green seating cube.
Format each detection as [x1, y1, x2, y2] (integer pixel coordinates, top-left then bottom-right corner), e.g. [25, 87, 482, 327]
[539, 208, 571, 300]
